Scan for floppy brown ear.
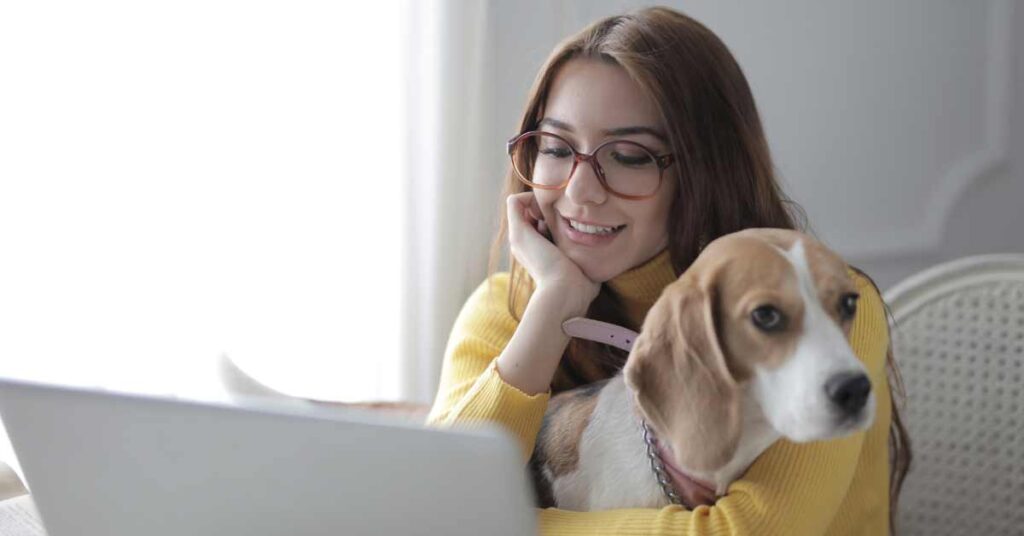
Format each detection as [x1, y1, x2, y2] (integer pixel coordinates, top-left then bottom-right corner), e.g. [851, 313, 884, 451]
[624, 281, 741, 472]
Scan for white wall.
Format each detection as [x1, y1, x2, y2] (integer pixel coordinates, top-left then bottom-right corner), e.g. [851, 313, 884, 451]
[472, 0, 1023, 291]
[863, 0, 1024, 288]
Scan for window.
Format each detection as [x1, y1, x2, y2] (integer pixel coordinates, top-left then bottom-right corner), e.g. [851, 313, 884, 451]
[0, 1, 406, 402]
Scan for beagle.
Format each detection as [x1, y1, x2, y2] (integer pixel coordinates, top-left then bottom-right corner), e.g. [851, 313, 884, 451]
[529, 228, 876, 511]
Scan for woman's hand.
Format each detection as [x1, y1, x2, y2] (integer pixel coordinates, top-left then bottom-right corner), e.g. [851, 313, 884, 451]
[495, 192, 603, 396]
[506, 192, 600, 316]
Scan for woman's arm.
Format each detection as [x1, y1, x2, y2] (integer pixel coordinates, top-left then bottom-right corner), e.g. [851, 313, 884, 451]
[427, 273, 587, 460]
[536, 271, 893, 535]
[495, 283, 587, 397]
[429, 192, 600, 460]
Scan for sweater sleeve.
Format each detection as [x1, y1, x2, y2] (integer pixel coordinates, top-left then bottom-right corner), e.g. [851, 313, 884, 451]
[425, 273, 551, 461]
[536, 271, 893, 536]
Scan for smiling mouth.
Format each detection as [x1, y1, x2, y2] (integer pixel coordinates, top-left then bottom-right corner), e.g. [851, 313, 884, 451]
[562, 216, 627, 235]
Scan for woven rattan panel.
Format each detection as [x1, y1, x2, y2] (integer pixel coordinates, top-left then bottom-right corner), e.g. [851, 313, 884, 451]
[893, 280, 1024, 535]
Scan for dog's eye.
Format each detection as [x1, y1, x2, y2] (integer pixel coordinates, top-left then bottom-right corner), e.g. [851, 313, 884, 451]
[839, 293, 859, 320]
[751, 305, 785, 332]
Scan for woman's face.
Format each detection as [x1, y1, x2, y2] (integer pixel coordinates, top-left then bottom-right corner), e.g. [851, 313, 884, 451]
[534, 58, 677, 283]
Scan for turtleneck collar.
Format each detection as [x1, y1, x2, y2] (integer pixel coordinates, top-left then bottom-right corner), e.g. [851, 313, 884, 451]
[605, 248, 679, 330]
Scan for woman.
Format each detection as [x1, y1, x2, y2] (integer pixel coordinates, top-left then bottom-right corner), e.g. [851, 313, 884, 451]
[427, 6, 910, 535]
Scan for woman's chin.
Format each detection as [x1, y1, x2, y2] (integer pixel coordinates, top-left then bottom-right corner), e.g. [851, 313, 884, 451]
[555, 236, 621, 283]
[574, 257, 617, 284]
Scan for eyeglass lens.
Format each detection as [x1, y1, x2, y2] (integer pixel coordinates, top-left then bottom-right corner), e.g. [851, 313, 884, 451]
[511, 132, 661, 198]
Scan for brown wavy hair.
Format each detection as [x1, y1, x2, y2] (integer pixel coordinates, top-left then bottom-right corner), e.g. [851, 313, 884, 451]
[484, 6, 910, 531]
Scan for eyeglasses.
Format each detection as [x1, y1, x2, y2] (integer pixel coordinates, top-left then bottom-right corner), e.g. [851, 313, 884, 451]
[506, 130, 675, 200]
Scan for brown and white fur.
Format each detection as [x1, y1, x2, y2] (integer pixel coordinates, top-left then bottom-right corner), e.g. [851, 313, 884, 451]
[529, 228, 876, 511]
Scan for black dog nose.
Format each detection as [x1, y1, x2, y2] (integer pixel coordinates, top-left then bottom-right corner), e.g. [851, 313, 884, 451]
[825, 372, 871, 415]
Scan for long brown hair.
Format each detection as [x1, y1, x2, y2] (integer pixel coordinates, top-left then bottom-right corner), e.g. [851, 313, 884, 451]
[485, 6, 910, 531]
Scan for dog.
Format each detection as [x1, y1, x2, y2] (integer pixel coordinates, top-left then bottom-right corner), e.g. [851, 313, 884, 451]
[529, 228, 876, 511]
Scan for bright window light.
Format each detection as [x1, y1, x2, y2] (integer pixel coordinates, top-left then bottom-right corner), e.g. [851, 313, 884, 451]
[0, 1, 406, 402]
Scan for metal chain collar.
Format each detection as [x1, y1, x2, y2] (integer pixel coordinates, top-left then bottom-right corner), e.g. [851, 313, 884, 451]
[641, 419, 682, 505]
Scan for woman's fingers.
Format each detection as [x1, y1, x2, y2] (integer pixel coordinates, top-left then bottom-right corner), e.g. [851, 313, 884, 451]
[505, 192, 601, 313]
[508, 192, 543, 239]
[527, 195, 543, 225]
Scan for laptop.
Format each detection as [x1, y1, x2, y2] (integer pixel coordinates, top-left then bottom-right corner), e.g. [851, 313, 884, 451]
[0, 376, 537, 536]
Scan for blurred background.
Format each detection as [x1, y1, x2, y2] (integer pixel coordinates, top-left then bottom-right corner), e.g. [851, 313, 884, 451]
[0, 0, 1021, 424]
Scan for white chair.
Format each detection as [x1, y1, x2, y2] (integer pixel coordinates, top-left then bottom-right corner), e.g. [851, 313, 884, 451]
[884, 254, 1024, 535]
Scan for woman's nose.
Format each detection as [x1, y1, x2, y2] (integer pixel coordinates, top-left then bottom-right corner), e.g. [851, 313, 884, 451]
[564, 157, 608, 205]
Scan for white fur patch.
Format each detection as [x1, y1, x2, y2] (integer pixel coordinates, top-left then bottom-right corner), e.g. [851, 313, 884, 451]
[550, 378, 666, 510]
[754, 240, 875, 442]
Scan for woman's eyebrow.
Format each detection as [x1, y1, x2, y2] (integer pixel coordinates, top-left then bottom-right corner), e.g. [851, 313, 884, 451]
[537, 117, 575, 132]
[604, 126, 668, 143]
[538, 117, 668, 143]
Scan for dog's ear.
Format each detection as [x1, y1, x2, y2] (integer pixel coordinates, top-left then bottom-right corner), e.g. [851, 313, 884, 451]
[624, 280, 742, 472]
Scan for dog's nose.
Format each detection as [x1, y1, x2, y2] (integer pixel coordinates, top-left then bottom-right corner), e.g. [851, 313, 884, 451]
[824, 372, 871, 415]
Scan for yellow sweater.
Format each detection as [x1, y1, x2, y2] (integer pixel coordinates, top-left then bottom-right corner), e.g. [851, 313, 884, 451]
[427, 248, 891, 535]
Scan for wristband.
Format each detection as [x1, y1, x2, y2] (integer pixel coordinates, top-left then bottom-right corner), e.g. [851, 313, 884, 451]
[561, 317, 639, 352]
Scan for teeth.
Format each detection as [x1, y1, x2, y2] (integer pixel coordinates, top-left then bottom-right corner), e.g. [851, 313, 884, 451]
[569, 219, 620, 235]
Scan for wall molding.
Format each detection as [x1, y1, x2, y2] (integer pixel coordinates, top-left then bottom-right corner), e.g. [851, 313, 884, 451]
[846, 0, 1013, 261]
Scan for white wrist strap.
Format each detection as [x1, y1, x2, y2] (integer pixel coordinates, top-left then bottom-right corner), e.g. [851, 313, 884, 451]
[561, 317, 639, 352]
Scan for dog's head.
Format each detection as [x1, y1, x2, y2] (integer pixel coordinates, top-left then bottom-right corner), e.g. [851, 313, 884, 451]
[623, 228, 875, 472]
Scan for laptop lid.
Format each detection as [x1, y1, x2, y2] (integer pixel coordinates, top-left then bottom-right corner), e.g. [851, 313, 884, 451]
[0, 377, 537, 536]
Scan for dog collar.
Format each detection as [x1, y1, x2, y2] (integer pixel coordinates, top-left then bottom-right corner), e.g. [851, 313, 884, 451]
[640, 419, 684, 505]
[641, 419, 718, 507]
[561, 317, 638, 352]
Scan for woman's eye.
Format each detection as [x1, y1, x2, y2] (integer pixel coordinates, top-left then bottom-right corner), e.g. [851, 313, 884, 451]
[751, 305, 785, 332]
[539, 145, 572, 158]
[611, 150, 654, 167]
[838, 293, 859, 320]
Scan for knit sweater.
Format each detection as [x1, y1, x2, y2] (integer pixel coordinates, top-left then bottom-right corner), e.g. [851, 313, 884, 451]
[426, 247, 892, 535]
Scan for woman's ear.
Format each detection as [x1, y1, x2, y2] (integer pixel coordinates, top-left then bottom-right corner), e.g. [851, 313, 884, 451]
[624, 280, 741, 472]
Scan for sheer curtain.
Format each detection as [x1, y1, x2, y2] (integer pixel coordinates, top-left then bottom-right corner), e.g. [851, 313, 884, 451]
[400, 0, 506, 404]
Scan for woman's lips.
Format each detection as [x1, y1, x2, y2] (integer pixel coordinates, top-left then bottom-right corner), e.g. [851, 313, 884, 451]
[561, 215, 626, 246]
[560, 214, 624, 228]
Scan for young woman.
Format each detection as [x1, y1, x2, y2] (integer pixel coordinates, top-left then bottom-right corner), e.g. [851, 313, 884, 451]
[427, 6, 910, 535]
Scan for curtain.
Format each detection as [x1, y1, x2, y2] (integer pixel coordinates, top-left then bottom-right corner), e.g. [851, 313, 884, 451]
[399, 0, 506, 403]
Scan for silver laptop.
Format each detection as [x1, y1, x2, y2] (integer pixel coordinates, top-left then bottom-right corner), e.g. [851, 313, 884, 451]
[0, 377, 537, 536]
